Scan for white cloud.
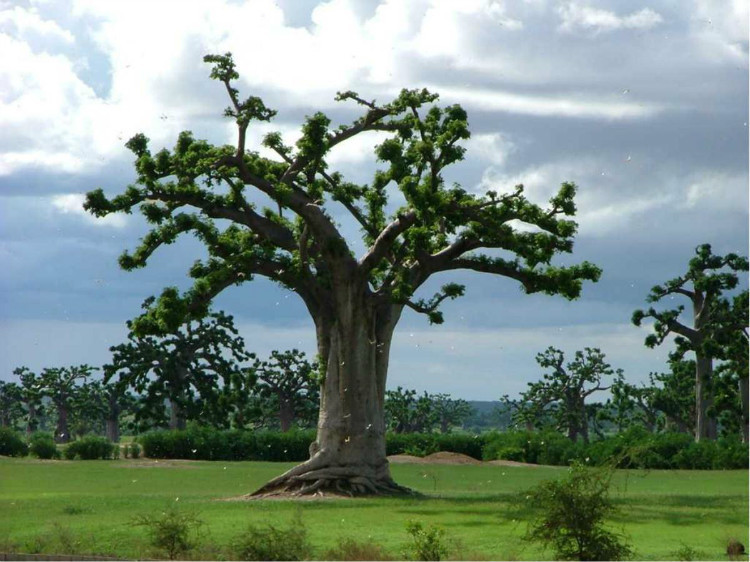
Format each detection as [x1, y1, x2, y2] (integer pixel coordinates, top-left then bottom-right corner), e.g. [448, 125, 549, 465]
[465, 133, 516, 166]
[683, 170, 749, 211]
[51, 193, 128, 228]
[689, 0, 749, 62]
[558, 2, 663, 33]
[0, 5, 75, 44]
[434, 85, 661, 120]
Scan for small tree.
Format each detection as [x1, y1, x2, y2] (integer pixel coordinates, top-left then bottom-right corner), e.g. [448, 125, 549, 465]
[0, 382, 24, 429]
[522, 462, 632, 561]
[632, 244, 748, 441]
[85, 52, 600, 495]
[105, 306, 252, 430]
[252, 349, 320, 432]
[36, 365, 93, 443]
[385, 387, 438, 433]
[429, 393, 473, 433]
[516, 348, 618, 442]
[13, 367, 43, 435]
[606, 372, 662, 433]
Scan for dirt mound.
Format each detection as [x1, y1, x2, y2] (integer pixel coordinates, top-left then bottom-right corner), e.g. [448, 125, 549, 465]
[387, 451, 482, 465]
[423, 451, 482, 465]
[487, 459, 542, 468]
[387, 454, 428, 464]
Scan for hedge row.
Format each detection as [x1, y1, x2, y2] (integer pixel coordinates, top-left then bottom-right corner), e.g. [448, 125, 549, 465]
[2, 425, 747, 469]
[138, 427, 317, 461]
[483, 427, 749, 470]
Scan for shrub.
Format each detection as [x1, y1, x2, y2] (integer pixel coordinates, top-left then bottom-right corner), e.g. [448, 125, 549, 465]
[132, 506, 203, 560]
[64, 436, 115, 460]
[129, 442, 141, 459]
[520, 462, 632, 561]
[0, 427, 28, 457]
[232, 515, 311, 561]
[386, 433, 486, 460]
[324, 537, 394, 560]
[403, 520, 449, 561]
[138, 426, 316, 461]
[29, 432, 59, 460]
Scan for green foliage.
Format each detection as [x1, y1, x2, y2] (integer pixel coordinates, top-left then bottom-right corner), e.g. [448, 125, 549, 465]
[104, 307, 253, 430]
[85, 51, 599, 346]
[29, 432, 59, 459]
[521, 462, 632, 561]
[483, 430, 579, 465]
[232, 515, 311, 561]
[138, 426, 316, 461]
[386, 432, 486, 459]
[403, 520, 449, 561]
[385, 388, 474, 434]
[672, 543, 704, 561]
[127, 442, 142, 459]
[324, 537, 395, 561]
[0, 427, 28, 457]
[63, 436, 115, 460]
[132, 506, 204, 560]
[483, 428, 748, 469]
[515, 347, 620, 442]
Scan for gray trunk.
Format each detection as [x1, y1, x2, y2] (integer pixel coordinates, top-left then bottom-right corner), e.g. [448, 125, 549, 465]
[169, 398, 186, 431]
[106, 418, 120, 442]
[253, 287, 407, 496]
[694, 354, 717, 441]
[279, 398, 295, 432]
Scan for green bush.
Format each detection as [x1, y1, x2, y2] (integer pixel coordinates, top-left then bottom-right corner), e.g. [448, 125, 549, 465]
[132, 506, 203, 560]
[64, 436, 115, 460]
[232, 516, 311, 561]
[386, 433, 486, 460]
[138, 427, 316, 461]
[403, 520, 449, 561]
[0, 427, 28, 457]
[29, 432, 59, 459]
[324, 537, 394, 560]
[521, 462, 632, 561]
[483, 428, 748, 470]
[128, 442, 141, 459]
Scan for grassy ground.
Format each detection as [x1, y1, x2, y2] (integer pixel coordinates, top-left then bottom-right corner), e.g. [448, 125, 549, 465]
[0, 457, 747, 560]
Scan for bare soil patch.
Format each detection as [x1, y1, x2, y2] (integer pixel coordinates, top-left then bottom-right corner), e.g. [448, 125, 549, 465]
[388, 451, 556, 468]
[117, 459, 199, 469]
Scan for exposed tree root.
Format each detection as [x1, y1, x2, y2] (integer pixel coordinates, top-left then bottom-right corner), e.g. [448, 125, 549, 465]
[248, 457, 415, 498]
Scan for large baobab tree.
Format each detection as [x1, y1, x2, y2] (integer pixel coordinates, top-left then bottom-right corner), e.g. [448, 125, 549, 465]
[633, 244, 747, 441]
[85, 53, 600, 496]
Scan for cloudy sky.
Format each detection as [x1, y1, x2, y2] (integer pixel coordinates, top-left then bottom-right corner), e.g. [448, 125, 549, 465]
[0, 0, 747, 400]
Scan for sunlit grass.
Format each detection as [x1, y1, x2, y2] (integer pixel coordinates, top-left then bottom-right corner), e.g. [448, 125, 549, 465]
[0, 457, 746, 560]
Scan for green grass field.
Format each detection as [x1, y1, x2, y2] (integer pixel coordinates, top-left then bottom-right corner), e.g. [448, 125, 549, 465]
[0, 457, 747, 560]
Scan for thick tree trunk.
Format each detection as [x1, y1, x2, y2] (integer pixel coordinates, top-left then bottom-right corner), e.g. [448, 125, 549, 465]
[279, 397, 294, 432]
[694, 354, 717, 441]
[169, 399, 186, 431]
[106, 418, 120, 442]
[739, 377, 749, 444]
[252, 290, 409, 497]
[55, 406, 70, 443]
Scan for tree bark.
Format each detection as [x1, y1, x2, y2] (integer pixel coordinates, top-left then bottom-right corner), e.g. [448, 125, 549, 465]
[55, 406, 70, 443]
[252, 289, 410, 497]
[694, 354, 717, 441]
[279, 397, 295, 432]
[739, 377, 749, 444]
[26, 403, 37, 436]
[169, 398, 186, 430]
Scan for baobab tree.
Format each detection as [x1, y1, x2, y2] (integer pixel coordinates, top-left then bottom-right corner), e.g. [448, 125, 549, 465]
[104, 306, 251, 430]
[633, 244, 747, 441]
[515, 347, 617, 443]
[85, 53, 600, 496]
